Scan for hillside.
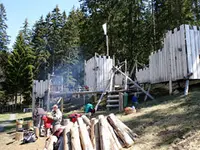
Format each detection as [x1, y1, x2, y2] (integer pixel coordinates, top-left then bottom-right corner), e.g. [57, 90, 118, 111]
[117, 85, 200, 150]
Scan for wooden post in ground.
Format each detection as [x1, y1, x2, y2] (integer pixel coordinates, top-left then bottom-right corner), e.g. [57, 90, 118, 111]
[184, 80, 189, 96]
[61, 98, 64, 113]
[169, 79, 172, 95]
[119, 92, 124, 111]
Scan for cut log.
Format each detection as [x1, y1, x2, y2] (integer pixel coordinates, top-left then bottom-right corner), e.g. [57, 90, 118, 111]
[112, 114, 138, 141]
[15, 132, 23, 141]
[107, 114, 134, 148]
[91, 118, 100, 150]
[106, 118, 123, 149]
[63, 119, 70, 126]
[77, 117, 93, 150]
[99, 116, 116, 150]
[45, 135, 58, 150]
[82, 115, 91, 126]
[63, 122, 73, 150]
[71, 124, 82, 150]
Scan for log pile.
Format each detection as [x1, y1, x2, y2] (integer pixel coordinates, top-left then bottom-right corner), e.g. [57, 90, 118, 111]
[45, 113, 137, 150]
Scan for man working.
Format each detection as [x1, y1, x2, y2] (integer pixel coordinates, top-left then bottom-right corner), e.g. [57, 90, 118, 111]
[47, 104, 62, 132]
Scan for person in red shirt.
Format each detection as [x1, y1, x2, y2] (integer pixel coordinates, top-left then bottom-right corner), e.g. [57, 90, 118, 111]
[42, 114, 54, 136]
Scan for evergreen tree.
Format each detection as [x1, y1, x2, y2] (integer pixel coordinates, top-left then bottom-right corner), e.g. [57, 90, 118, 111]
[4, 32, 35, 107]
[0, 3, 9, 51]
[32, 16, 50, 80]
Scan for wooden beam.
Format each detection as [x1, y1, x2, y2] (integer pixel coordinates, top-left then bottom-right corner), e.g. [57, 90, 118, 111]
[114, 66, 154, 100]
[71, 124, 82, 150]
[144, 84, 151, 101]
[184, 80, 189, 96]
[119, 92, 124, 111]
[77, 117, 93, 150]
[107, 114, 134, 148]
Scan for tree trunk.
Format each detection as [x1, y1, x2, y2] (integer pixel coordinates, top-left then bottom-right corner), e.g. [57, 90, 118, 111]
[15, 93, 17, 110]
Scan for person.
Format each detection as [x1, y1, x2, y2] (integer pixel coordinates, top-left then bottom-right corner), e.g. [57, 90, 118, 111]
[132, 95, 138, 107]
[33, 103, 46, 128]
[42, 113, 54, 137]
[84, 103, 95, 117]
[47, 104, 62, 133]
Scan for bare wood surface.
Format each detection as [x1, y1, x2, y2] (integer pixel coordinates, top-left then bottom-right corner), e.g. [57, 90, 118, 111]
[106, 118, 123, 149]
[107, 114, 134, 148]
[71, 124, 82, 150]
[82, 115, 91, 126]
[99, 116, 111, 150]
[45, 135, 58, 150]
[77, 117, 93, 150]
[63, 122, 73, 150]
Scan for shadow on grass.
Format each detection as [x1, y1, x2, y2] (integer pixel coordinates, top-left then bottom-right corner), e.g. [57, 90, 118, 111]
[123, 89, 200, 147]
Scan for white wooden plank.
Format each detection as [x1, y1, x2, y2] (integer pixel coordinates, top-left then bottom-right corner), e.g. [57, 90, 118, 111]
[194, 26, 200, 79]
[180, 25, 188, 77]
[190, 26, 197, 79]
[197, 26, 200, 78]
[174, 28, 179, 80]
[185, 25, 193, 79]
[177, 27, 182, 79]
[168, 30, 173, 82]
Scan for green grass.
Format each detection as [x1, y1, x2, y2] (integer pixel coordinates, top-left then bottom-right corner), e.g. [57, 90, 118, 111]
[118, 85, 200, 149]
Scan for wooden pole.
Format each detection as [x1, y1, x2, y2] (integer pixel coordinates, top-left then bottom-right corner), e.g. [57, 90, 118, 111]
[82, 115, 91, 126]
[125, 59, 128, 90]
[144, 84, 151, 101]
[63, 122, 73, 150]
[107, 114, 134, 148]
[114, 66, 154, 100]
[106, 118, 123, 149]
[71, 124, 82, 150]
[77, 117, 93, 150]
[61, 98, 64, 113]
[99, 116, 111, 150]
[169, 79, 172, 95]
[119, 92, 124, 111]
[184, 80, 189, 96]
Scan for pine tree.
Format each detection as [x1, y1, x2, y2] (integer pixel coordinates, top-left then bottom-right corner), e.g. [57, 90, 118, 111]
[32, 16, 50, 80]
[4, 32, 35, 107]
[0, 3, 9, 51]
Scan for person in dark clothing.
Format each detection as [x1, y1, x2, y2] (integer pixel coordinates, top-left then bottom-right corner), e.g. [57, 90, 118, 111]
[33, 103, 46, 128]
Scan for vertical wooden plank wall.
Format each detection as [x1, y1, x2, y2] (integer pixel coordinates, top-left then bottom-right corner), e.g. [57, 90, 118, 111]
[136, 24, 196, 84]
[85, 55, 114, 91]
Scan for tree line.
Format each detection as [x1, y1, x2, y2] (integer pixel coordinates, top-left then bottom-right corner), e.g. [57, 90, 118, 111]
[0, 1, 199, 108]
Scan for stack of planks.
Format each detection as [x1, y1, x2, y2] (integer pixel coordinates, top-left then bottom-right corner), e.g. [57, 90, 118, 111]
[46, 113, 137, 150]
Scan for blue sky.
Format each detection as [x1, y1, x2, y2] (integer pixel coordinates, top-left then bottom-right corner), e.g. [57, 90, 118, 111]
[0, 0, 80, 49]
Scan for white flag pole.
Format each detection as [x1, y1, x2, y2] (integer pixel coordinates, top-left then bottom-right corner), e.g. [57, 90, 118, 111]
[102, 23, 109, 56]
